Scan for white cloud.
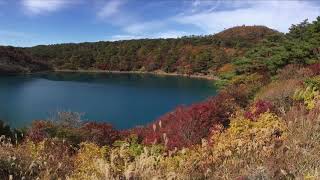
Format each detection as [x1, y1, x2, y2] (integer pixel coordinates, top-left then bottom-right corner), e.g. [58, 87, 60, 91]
[175, 0, 320, 33]
[108, 34, 145, 41]
[22, 0, 76, 15]
[97, 1, 172, 37]
[96, 0, 136, 27]
[108, 30, 188, 41]
[189, 0, 222, 13]
[98, 0, 320, 41]
[123, 21, 166, 34]
[156, 30, 188, 39]
[97, 0, 124, 18]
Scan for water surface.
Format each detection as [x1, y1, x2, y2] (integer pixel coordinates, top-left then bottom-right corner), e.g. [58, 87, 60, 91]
[0, 72, 216, 129]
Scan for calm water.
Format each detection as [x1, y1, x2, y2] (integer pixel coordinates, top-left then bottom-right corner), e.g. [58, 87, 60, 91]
[0, 72, 216, 129]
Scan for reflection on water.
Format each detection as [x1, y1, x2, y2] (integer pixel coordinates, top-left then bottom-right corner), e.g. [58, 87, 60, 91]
[0, 72, 216, 129]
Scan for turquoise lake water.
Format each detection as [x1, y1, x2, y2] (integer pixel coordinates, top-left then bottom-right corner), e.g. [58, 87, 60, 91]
[0, 72, 216, 129]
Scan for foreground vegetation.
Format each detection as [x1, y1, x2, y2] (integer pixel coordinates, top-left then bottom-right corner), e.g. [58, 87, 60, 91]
[1, 17, 320, 179]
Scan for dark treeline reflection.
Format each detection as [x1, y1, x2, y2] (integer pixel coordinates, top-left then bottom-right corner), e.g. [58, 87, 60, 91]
[32, 72, 215, 89]
[0, 73, 216, 129]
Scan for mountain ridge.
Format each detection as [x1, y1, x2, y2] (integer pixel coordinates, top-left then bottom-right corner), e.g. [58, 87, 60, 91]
[23, 25, 279, 76]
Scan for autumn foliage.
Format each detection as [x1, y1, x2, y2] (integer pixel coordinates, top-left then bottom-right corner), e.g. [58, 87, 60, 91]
[2, 18, 320, 179]
[244, 100, 274, 120]
[28, 118, 121, 146]
[130, 92, 238, 149]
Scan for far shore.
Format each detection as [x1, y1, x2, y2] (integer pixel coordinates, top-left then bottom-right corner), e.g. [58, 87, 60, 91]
[54, 69, 218, 80]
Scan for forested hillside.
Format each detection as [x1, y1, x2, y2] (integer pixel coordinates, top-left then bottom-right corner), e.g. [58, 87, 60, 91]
[0, 46, 50, 74]
[26, 26, 278, 75]
[1, 18, 320, 179]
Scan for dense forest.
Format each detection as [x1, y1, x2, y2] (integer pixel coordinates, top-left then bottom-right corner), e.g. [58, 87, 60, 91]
[0, 46, 50, 74]
[1, 17, 320, 179]
[25, 25, 278, 75]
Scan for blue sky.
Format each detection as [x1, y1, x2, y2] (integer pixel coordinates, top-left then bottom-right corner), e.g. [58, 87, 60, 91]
[0, 0, 319, 47]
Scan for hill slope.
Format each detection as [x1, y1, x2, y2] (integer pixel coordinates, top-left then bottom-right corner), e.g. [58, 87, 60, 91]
[1, 18, 320, 179]
[25, 26, 279, 75]
[214, 25, 280, 47]
[0, 46, 51, 74]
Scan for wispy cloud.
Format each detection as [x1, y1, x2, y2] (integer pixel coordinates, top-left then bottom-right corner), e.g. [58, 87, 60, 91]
[175, 0, 320, 33]
[155, 30, 188, 39]
[12, 0, 320, 45]
[108, 30, 188, 41]
[123, 21, 166, 34]
[189, 0, 222, 13]
[96, 0, 136, 27]
[97, 0, 124, 18]
[22, 0, 77, 15]
[103, 0, 320, 41]
[97, 0, 171, 37]
[108, 34, 145, 41]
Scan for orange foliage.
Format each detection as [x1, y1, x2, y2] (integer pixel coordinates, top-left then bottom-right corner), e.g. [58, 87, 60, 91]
[218, 63, 235, 73]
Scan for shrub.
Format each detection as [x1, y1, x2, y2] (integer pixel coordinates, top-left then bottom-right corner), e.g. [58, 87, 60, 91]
[308, 63, 320, 75]
[276, 64, 313, 80]
[26, 139, 75, 179]
[0, 121, 25, 144]
[204, 112, 286, 179]
[28, 112, 85, 145]
[212, 112, 285, 158]
[269, 100, 320, 179]
[69, 138, 167, 179]
[28, 113, 120, 146]
[81, 122, 120, 146]
[27, 120, 53, 143]
[134, 92, 239, 150]
[304, 75, 320, 89]
[0, 142, 39, 179]
[113, 135, 144, 157]
[293, 86, 320, 110]
[255, 79, 302, 113]
[213, 78, 230, 89]
[0, 121, 12, 138]
[70, 142, 108, 180]
[0, 139, 75, 179]
[244, 100, 274, 120]
[49, 111, 83, 128]
[223, 73, 269, 107]
[217, 63, 235, 74]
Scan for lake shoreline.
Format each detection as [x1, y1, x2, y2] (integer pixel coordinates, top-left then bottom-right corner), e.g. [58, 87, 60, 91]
[1, 71, 216, 129]
[54, 69, 218, 81]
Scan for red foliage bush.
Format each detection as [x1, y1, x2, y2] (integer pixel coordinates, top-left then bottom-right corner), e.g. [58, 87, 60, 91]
[27, 120, 53, 143]
[132, 92, 239, 150]
[244, 100, 274, 120]
[308, 63, 320, 75]
[81, 122, 120, 146]
[28, 120, 120, 146]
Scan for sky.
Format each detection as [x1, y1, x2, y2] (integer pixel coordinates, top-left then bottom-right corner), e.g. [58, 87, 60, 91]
[0, 0, 319, 47]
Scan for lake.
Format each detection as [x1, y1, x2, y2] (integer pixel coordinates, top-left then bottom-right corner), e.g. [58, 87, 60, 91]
[0, 72, 216, 129]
